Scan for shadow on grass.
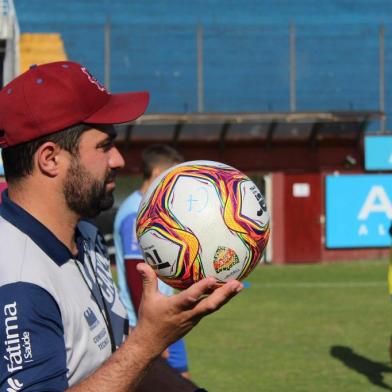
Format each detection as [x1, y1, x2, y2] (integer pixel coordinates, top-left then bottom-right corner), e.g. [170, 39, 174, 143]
[330, 345, 392, 390]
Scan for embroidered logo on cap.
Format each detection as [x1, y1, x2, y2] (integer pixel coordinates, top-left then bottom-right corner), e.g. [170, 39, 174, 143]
[81, 67, 107, 92]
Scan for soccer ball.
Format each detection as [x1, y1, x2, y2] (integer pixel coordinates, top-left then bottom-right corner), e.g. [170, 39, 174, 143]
[136, 160, 270, 290]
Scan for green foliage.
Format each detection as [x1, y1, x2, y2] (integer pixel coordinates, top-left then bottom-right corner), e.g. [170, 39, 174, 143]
[186, 260, 392, 392]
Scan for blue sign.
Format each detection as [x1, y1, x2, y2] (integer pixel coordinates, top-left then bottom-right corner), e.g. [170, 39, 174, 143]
[326, 174, 392, 248]
[0, 149, 3, 176]
[364, 135, 392, 171]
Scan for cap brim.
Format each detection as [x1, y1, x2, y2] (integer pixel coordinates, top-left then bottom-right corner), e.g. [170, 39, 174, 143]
[84, 91, 149, 125]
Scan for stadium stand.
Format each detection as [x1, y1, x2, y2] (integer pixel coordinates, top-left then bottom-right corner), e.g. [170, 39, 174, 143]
[20, 33, 67, 73]
[4, 1, 392, 264]
[13, 0, 392, 127]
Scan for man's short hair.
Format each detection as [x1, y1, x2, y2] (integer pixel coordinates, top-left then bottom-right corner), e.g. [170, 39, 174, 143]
[1, 123, 90, 183]
[142, 145, 184, 180]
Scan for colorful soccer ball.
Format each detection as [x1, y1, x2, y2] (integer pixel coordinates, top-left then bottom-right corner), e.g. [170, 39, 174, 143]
[136, 160, 270, 290]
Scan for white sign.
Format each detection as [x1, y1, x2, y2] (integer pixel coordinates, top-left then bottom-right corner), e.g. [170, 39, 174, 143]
[292, 183, 310, 198]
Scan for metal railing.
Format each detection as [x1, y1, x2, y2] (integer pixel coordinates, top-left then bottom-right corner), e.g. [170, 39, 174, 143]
[0, 0, 19, 85]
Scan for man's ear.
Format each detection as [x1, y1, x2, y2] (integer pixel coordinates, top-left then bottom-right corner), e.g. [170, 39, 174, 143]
[35, 142, 64, 177]
[151, 164, 170, 180]
[151, 166, 162, 180]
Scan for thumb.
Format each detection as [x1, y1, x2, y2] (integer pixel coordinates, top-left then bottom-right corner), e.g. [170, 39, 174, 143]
[137, 262, 158, 297]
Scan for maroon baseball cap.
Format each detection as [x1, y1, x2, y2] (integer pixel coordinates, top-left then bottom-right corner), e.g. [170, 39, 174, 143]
[0, 61, 149, 147]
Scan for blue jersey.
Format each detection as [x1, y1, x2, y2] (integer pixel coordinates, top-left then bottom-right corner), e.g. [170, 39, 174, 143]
[0, 192, 128, 390]
[114, 191, 173, 325]
[114, 190, 188, 372]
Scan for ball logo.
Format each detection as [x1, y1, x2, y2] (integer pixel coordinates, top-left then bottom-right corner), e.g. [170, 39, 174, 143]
[213, 247, 239, 273]
[250, 185, 267, 217]
[143, 248, 171, 270]
[81, 67, 107, 92]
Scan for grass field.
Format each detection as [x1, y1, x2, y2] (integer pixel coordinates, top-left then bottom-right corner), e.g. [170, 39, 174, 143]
[185, 260, 392, 392]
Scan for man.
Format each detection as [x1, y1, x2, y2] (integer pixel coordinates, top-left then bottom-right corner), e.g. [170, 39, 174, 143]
[0, 61, 243, 391]
[114, 145, 189, 378]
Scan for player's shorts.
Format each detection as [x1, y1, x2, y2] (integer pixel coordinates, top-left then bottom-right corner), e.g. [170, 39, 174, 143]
[167, 338, 189, 373]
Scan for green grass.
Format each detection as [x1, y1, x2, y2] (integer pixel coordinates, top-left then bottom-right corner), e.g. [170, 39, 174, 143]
[185, 260, 392, 392]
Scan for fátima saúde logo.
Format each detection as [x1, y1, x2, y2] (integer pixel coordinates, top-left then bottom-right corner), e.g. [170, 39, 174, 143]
[6, 377, 23, 392]
[3, 302, 33, 391]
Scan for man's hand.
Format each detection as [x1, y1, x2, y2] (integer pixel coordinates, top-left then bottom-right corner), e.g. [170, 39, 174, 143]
[68, 263, 241, 391]
[132, 263, 243, 358]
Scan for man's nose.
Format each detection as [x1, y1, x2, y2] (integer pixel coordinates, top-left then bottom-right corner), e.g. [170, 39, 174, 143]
[109, 146, 125, 169]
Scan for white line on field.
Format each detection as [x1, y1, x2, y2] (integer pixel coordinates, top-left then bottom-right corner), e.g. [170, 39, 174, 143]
[250, 281, 386, 289]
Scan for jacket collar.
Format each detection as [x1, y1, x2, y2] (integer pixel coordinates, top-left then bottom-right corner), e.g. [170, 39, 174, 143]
[0, 190, 86, 266]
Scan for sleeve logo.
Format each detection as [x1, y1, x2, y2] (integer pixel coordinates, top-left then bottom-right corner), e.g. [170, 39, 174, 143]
[6, 377, 23, 392]
[3, 302, 33, 375]
[4, 302, 22, 373]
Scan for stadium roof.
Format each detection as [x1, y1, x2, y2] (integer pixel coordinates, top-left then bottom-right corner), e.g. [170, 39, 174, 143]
[116, 110, 383, 148]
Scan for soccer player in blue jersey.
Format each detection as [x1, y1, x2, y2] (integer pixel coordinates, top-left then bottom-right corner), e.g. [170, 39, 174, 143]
[114, 144, 190, 378]
[0, 61, 243, 391]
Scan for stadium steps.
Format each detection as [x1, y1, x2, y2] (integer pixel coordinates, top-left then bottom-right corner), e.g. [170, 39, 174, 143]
[20, 33, 67, 73]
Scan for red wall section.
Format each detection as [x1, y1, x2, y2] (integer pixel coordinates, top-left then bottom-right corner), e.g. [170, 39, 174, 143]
[283, 173, 323, 263]
[117, 141, 363, 174]
[321, 247, 389, 261]
[117, 140, 389, 264]
[270, 171, 389, 263]
[271, 172, 285, 264]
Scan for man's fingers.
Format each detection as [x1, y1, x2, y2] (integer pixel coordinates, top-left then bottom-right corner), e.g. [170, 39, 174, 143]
[173, 277, 219, 310]
[174, 278, 243, 313]
[137, 262, 159, 297]
[192, 280, 243, 316]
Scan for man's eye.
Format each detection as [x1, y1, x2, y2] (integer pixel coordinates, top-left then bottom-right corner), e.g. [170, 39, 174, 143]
[100, 141, 114, 151]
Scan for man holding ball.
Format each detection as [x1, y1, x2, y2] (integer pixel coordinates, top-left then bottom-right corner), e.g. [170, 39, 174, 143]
[0, 61, 242, 391]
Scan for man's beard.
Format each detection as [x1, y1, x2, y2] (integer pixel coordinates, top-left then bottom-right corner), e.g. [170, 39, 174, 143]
[63, 157, 115, 218]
